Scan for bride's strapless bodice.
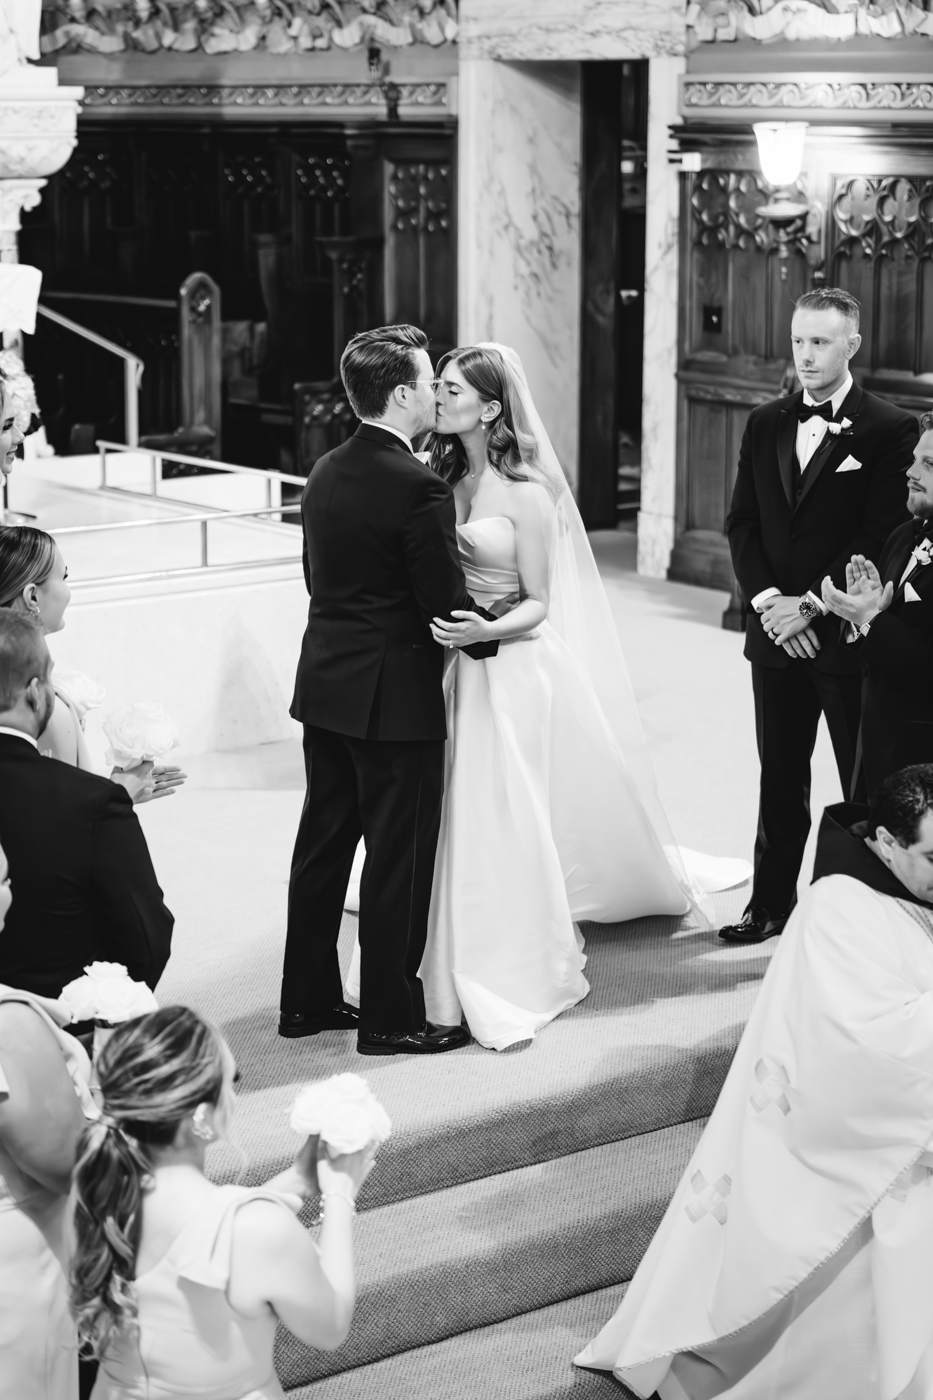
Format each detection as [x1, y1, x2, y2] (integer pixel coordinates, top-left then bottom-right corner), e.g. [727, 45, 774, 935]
[457, 516, 519, 607]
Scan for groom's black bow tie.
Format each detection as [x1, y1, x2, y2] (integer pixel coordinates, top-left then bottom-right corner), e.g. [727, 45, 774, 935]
[797, 400, 835, 423]
[913, 516, 933, 541]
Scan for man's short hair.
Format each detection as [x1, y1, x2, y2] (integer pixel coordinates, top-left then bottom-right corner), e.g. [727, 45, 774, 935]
[868, 764, 933, 846]
[339, 324, 429, 421]
[920, 410, 933, 434]
[0, 612, 46, 711]
[794, 287, 860, 334]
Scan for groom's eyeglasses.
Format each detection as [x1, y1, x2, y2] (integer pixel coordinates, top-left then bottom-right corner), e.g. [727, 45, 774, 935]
[399, 378, 440, 389]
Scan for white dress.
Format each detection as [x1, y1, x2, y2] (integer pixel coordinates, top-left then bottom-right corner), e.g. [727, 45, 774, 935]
[418, 513, 693, 1050]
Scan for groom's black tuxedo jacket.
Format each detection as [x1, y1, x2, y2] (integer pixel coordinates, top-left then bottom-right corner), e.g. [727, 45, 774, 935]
[727, 382, 915, 673]
[290, 424, 496, 743]
[856, 519, 933, 793]
[0, 733, 174, 998]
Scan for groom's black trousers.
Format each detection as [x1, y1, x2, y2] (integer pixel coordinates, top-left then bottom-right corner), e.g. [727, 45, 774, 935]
[281, 723, 444, 1034]
[750, 660, 864, 918]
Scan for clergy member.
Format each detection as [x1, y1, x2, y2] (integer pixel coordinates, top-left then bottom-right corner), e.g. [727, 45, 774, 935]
[576, 763, 933, 1400]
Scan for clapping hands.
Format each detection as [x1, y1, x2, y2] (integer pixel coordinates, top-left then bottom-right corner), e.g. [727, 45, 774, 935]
[820, 555, 893, 628]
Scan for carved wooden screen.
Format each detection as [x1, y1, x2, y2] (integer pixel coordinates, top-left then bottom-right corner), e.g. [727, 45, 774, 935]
[384, 154, 455, 360]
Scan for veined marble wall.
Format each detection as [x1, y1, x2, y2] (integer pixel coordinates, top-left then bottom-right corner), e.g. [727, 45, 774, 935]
[458, 0, 687, 575]
[638, 55, 684, 578]
[460, 0, 685, 59]
[458, 59, 582, 488]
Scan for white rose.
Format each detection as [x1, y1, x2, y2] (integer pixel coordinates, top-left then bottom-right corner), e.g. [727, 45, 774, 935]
[289, 1073, 392, 1155]
[53, 668, 106, 722]
[103, 703, 180, 769]
[59, 962, 158, 1025]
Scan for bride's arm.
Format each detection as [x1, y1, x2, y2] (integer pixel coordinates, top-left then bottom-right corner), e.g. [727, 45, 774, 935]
[432, 484, 551, 646]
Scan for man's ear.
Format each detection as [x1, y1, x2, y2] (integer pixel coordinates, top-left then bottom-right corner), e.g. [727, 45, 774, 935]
[845, 333, 862, 361]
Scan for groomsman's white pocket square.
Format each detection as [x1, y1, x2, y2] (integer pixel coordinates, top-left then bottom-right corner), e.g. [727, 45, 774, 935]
[836, 455, 862, 473]
[905, 581, 922, 602]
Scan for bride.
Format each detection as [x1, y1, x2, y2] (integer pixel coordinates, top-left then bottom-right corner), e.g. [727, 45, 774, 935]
[347, 345, 747, 1051]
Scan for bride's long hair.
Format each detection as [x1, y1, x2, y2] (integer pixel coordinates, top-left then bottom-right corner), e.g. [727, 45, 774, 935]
[70, 1006, 228, 1357]
[428, 346, 555, 494]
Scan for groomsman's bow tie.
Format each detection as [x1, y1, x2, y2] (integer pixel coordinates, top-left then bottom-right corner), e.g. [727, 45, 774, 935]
[797, 400, 835, 423]
[913, 516, 933, 540]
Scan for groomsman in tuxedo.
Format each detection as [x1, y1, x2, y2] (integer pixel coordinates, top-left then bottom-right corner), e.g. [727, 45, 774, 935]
[820, 414, 933, 797]
[722, 287, 917, 944]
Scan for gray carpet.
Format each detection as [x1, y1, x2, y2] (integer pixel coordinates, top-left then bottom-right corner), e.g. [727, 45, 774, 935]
[275, 1122, 704, 1388]
[289, 1285, 634, 1399]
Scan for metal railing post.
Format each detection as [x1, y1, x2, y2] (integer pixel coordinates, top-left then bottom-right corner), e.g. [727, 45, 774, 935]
[124, 359, 139, 448]
[200, 518, 208, 568]
[99, 443, 107, 489]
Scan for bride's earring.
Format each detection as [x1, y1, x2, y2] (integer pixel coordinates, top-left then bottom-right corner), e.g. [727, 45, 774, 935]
[191, 1104, 215, 1142]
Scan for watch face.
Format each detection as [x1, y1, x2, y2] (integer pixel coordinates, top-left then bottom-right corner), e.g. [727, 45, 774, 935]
[799, 598, 819, 619]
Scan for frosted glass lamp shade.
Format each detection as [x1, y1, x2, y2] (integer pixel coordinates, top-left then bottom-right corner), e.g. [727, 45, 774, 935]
[753, 122, 808, 188]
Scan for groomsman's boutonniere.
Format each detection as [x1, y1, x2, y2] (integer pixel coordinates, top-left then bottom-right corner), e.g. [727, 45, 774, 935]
[826, 417, 854, 438]
[914, 539, 933, 569]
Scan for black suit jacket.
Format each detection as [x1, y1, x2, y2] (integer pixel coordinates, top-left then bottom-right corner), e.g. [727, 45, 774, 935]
[727, 383, 916, 672]
[0, 733, 174, 998]
[290, 424, 497, 743]
[857, 519, 933, 791]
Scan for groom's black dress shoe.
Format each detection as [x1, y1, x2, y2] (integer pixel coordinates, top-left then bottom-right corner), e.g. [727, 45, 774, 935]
[718, 907, 787, 945]
[357, 1023, 471, 1056]
[278, 1003, 360, 1038]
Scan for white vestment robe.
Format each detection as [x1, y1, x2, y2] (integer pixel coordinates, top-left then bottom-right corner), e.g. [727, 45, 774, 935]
[576, 872, 933, 1399]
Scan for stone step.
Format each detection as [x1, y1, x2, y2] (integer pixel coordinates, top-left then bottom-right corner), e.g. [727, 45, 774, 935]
[288, 1284, 634, 1400]
[274, 1120, 703, 1389]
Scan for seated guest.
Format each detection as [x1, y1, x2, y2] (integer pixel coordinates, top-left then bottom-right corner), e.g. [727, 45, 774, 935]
[0, 612, 173, 998]
[821, 413, 933, 797]
[0, 525, 185, 802]
[576, 764, 933, 1398]
[72, 1006, 371, 1399]
[0, 837, 99, 1400]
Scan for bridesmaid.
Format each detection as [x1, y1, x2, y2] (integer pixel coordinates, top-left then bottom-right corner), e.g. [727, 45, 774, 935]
[0, 525, 185, 802]
[0, 838, 100, 1400]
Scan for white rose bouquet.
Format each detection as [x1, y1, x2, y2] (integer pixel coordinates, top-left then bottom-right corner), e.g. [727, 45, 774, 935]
[52, 668, 106, 725]
[60, 961, 159, 1028]
[103, 703, 180, 770]
[290, 1073, 392, 1156]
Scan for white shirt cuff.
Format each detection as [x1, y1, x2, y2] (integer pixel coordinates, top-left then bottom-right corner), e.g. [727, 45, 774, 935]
[751, 587, 780, 612]
[806, 590, 827, 616]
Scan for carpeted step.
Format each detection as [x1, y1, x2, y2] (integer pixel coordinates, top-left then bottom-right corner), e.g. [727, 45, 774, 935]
[287, 1284, 634, 1399]
[274, 1118, 703, 1389]
[211, 918, 763, 1211]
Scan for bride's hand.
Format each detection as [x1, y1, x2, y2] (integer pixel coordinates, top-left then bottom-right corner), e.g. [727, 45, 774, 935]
[111, 761, 188, 803]
[430, 610, 491, 649]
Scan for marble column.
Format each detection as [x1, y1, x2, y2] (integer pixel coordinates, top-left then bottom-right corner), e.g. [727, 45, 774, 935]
[636, 54, 684, 579]
[458, 59, 582, 490]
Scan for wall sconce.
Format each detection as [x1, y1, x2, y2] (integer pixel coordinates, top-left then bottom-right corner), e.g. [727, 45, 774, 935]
[753, 121, 818, 281]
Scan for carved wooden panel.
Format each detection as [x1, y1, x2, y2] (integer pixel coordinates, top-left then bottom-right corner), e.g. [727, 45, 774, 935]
[384, 159, 454, 353]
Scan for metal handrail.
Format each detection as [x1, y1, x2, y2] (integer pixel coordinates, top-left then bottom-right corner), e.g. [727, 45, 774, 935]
[95, 440, 306, 507]
[50, 503, 302, 577]
[38, 306, 144, 448]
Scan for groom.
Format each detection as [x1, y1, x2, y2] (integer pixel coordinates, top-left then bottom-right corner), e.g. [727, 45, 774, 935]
[281, 323, 497, 1055]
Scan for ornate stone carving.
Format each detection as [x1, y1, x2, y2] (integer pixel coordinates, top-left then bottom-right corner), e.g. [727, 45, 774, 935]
[388, 162, 450, 235]
[0, 81, 85, 180]
[80, 81, 448, 114]
[687, 0, 933, 46]
[683, 80, 933, 118]
[40, 0, 458, 56]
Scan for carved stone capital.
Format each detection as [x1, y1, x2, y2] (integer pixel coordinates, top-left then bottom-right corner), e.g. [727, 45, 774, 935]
[0, 81, 84, 179]
[0, 178, 47, 234]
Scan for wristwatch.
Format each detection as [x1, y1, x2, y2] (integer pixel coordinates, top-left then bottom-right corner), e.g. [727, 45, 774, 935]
[798, 595, 821, 621]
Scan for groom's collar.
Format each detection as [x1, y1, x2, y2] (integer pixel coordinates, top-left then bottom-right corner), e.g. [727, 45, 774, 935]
[357, 420, 414, 454]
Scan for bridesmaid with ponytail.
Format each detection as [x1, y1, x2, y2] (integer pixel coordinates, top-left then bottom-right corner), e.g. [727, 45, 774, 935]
[71, 1006, 373, 1400]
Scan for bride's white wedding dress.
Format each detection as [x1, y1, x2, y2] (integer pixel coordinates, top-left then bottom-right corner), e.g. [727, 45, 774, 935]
[345, 345, 749, 1051]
